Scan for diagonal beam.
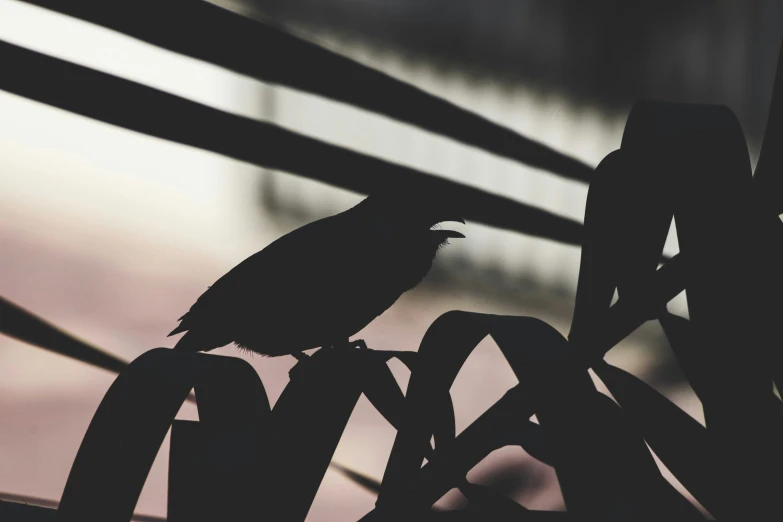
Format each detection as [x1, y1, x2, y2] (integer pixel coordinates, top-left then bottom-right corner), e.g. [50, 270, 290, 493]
[0, 296, 197, 403]
[18, 0, 594, 183]
[0, 38, 585, 246]
[0, 296, 126, 374]
[0, 491, 165, 522]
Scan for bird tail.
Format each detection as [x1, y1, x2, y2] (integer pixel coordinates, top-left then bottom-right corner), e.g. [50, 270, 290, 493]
[168, 324, 187, 337]
[168, 312, 190, 337]
[171, 330, 225, 352]
[169, 309, 228, 352]
[169, 316, 229, 353]
[172, 331, 202, 352]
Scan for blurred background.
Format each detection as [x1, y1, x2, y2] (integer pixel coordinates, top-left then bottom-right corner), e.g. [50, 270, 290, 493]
[1, 0, 782, 519]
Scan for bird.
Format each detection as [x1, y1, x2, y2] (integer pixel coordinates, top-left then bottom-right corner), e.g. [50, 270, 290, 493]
[168, 186, 465, 360]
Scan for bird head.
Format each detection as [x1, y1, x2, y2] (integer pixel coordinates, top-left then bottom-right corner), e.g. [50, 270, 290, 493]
[360, 184, 466, 246]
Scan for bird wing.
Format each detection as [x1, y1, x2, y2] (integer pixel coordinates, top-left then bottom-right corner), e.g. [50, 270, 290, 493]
[169, 212, 364, 338]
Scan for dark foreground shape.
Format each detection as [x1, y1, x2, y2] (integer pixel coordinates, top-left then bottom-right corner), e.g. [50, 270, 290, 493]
[1, 501, 56, 522]
[55, 348, 269, 522]
[52, 345, 417, 522]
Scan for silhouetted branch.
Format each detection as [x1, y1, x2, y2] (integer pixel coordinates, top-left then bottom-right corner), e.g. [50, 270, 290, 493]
[0, 491, 165, 522]
[424, 511, 574, 521]
[0, 296, 197, 403]
[264, 348, 377, 521]
[0, 39, 584, 246]
[331, 462, 383, 495]
[18, 0, 593, 183]
[372, 312, 699, 520]
[58, 349, 269, 522]
[0, 296, 126, 374]
[593, 361, 720, 518]
[585, 251, 684, 364]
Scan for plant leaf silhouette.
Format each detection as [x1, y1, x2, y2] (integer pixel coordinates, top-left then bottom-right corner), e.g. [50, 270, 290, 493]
[593, 361, 721, 518]
[0, 296, 126, 374]
[336, 440, 543, 502]
[468, 461, 544, 500]
[0, 490, 164, 522]
[658, 312, 783, 423]
[754, 34, 783, 214]
[360, 356, 410, 432]
[359, 353, 451, 462]
[457, 480, 531, 519]
[0, 295, 199, 403]
[330, 462, 384, 496]
[264, 348, 432, 522]
[620, 100, 783, 519]
[390, 385, 542, 507]
[508, 418, 557, 468]
[368, 312, 685, 521]
[570, 148, 671, 348]
[423, 511, 574, 522]
[57, 349, 268, 522]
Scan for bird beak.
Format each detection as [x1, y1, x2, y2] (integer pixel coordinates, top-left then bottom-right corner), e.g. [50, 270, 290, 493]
[431, 215, 465, 238]
[435, 216, 465, 225]
[441, 230, 465, 239]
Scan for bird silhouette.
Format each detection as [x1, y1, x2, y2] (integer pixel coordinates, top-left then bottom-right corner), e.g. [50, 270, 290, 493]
[168, 187, 464, 360]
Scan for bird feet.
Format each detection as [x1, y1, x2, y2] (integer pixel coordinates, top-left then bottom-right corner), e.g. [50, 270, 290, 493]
[288, 351, 311, 379]
[289, 341, 369, 379]
[323, 339, 369, 352]
[350, 339, 369, 351]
